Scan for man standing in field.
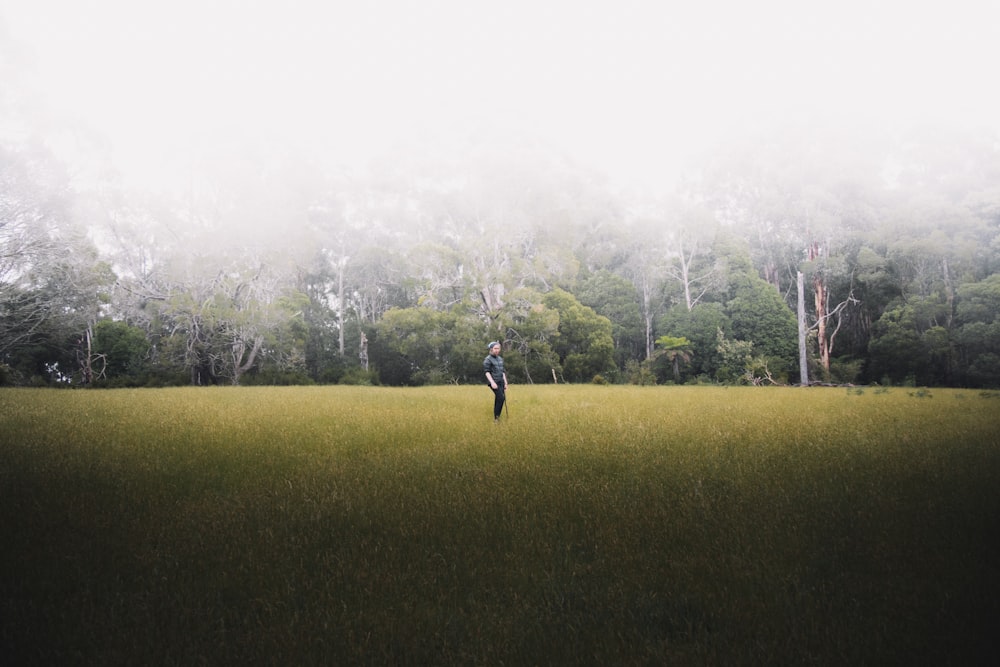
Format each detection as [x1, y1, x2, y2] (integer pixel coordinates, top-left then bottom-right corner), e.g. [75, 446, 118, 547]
[484, 341, 508, 422]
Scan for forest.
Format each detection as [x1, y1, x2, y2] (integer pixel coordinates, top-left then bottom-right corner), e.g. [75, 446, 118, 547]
[2, 121, 1000, 389]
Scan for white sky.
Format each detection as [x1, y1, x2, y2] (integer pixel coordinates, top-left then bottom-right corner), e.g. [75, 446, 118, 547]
[3, 0, 999, 192]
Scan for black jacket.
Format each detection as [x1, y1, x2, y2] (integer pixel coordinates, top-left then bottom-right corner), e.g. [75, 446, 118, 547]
[483, 354, 504, 385]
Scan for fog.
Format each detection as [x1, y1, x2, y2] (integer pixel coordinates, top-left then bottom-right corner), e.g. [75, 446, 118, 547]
[3, 0, 1000, 195]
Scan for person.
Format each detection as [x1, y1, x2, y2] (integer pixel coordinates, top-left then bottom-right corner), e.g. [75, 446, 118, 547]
[483, 341, 508, 421]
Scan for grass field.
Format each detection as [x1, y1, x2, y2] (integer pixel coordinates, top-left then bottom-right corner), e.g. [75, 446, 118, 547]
[2, 385, 999, 665]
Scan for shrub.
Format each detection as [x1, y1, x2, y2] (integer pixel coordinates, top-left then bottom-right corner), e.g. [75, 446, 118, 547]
[339, 368, 379, 385]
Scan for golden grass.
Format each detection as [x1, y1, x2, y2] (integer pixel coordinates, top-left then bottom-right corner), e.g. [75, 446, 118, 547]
[2, 385, 998, 664]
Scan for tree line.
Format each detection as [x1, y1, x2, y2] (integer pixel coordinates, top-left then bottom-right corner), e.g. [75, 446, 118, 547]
[2, 124, 999, 388]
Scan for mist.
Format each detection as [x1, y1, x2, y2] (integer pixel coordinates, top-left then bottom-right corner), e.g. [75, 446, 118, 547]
[5, 0, 999, 202]
[3, 0, 1000, 391]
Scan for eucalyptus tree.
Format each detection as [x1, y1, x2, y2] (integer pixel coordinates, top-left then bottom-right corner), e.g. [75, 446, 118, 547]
[150, 252, 304, 385]
[296, 251, 345, 382]
[113, 147, 321, 385]
[954, 274, 1000, 387]
[541, 288, 615, 382]
[624, 251, 664, 361]
[349, 244, 413, 324]
[724, 238, 799, 382]
[307, 164, 418, 360]
[618, 209, 671, 360]
[800, 239, 860, 379]
[576, 269, 645, 368]
[848, 244, 899, 348]
[700, 127, 891, 382]
[498, 286, 561, 384]
[863, 128, 1000, 385]
[657, 302, 729, 381]
[90, 319, 151, 384]
[701, 146, 800, 293]
[94, 192, 182, 334]
[298, 236, 408, 381]
[0, 141, 115, 383]
[661, 200, 725, 311]
[410, 136, 606, 325]
[0, 143, 71, 359]
[410, 163, 518, 327]
[407, 241, 468, 310]
[867, 299, 944, 386]
[491, 286, 614, 384]
[373, 305, 483, 385]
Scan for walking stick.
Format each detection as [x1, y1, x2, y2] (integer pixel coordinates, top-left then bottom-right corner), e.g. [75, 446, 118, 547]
[504, 387, 510, 418]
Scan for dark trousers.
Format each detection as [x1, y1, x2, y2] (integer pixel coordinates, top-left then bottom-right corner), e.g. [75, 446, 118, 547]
[491, 385, 506, 419]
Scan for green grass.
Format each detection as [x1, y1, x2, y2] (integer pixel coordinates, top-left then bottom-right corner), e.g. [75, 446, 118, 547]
[2, 385, 999, 665]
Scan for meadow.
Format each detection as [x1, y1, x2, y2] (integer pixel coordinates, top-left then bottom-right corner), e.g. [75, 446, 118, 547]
[2, 385, 998, 665]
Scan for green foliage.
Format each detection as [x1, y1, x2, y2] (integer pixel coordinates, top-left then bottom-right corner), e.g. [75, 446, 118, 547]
[624, 359, 657, 385]
[374, 307, 484, 385]
[854, 245, 901, 318]
[485, 287, 618, 384]
[957, 273, 1000, 323]
[93, 320, 150, 380]
[5, 127, 1000, 388]
[868, 301, 921, 383]
[954, 275, 1000, 387]
[655, 334, 691, 350]
[577, 269, 645, 364]
[828, 356, 864, 384]
[500, 287, 562, 383]
[376, 307, 454, 384]
[542, 288, 616, 382]
[726, 271, 798, 373]
[652, 335, 693, 384]
[868, 298, 958, 386]
[715, 329, 756, 384]
[338, 367, 380, 385]
[659, 302, 730, 380]
[357, 288, 617, 386]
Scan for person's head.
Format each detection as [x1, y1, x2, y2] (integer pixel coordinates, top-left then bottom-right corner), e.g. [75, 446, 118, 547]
[488, 341, 501, 356]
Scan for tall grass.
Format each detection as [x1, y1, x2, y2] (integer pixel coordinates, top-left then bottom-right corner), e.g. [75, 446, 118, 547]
[2, 386, 998, 665]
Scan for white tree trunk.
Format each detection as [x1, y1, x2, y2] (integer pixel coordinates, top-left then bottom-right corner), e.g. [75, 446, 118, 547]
[798, 270, 809, 386]
[338, 257, 346, 356]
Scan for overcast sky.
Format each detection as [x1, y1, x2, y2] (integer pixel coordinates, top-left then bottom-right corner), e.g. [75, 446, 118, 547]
[3, 0, 999, 193]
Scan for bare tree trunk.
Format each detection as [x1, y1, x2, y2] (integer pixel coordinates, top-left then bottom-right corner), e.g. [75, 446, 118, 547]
[359, 331, 368, 371]
[942, 257, 954, 328]
[80, 323, 95, 385]
[814, 273, 829, 374]
[798, 270, 809, 386]
[337, 256, 345, 356]
[665, 234, 715, 311]
[642, 278, 655, 360]
[679, 237, 694, 310]
[809, 243, 831, 376]
[231, 335, 263, 385]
